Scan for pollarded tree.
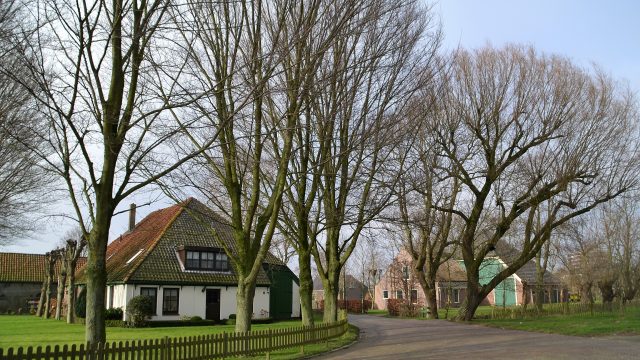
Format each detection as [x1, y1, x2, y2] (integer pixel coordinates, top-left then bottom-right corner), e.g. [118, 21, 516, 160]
[14, 0, 215, 343]
[429, 46, 640, 321]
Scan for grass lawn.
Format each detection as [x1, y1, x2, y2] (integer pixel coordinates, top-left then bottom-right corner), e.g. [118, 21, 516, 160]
[0, 314, 356, 355]
[477, 306, 640, 336]
[248, 325, 358, 359]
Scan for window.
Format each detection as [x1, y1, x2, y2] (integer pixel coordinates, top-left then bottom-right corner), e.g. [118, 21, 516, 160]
[396, 290, 403, 300]
[162, 288, 179, 315]
[402, 266, 409, 280]
[411, 289, 418, 304]
[382, 290, 389, 299]
[215, 252, 228, 271]
[108, 285, 114, 308]
[201, 252, 215, 269]
[140, 287, 157, 315]
[186, 251, 200, 268]
[453, 289, 460, 303]
[184, 250, 229, 271]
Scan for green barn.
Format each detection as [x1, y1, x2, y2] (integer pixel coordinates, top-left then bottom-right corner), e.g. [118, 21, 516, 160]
[263, 262, 300, 320]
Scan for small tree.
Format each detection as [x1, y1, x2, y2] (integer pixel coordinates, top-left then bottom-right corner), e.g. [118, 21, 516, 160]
[126, 295, 154, 328]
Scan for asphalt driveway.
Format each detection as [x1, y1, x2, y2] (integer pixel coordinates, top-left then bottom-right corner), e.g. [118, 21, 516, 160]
[318, 315, 640, 360]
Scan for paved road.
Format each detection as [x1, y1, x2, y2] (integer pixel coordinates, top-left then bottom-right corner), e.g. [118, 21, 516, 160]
[318, 315, 640, 360]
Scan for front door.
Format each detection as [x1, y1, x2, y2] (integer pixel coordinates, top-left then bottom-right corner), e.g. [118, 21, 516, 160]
[205, 289, 221, 321]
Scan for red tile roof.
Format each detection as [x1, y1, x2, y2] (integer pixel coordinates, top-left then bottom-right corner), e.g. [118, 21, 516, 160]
[102, 200, 185, 283]
[76, 198, 282, 286]
[0, 252, 87, 283]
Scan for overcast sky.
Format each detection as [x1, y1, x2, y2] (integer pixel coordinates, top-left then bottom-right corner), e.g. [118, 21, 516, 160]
[3, 0, 639, 254]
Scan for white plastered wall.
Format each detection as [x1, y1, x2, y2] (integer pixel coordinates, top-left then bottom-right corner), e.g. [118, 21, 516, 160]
[291, 281, 301, 317]
[117, 284, 271, 321]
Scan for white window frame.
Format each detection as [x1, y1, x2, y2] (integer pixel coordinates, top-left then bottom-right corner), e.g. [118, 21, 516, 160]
[382, 290, 389, 299]
[453, 288, 460, 303]
[410, 289, 418, 304]
[396, 289, 403, 300]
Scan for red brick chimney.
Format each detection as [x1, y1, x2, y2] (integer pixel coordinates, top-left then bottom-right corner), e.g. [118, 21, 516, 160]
[128, 203, 136, 231]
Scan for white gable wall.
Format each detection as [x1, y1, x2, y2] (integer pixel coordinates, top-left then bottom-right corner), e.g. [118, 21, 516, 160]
[291, 281, 301, 317]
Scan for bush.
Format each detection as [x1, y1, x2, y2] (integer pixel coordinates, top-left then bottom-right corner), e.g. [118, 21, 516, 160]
[190, 316, 203, 321]
[398, 303, 419, 317]
[127, 295, 154, 327]
[318, 299, 373, 314]
[387, 299, 401, 316]
[105, 307, 124, 320]
[228, 314, 236, 319]
[75, 288, 87, 319]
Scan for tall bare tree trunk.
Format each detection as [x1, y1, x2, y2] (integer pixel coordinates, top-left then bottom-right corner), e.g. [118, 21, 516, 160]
[321, 272, 340, 323]
[36, 278, 46, 317]
[66, 268, 77, 324]
[298, 251, 314, 326]
[42, 252, 56, 319]
[55, 270, 67, 320]
[85, 217, 110, 343]
[235, 280, 257, 332]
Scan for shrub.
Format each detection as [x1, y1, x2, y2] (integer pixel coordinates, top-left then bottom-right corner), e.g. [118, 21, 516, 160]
[398, 303, 419, 317]
[127, 295, 154, 327]
[75, 288, 87, 319]
[190, 316, 203, 321]
[228, 314, 236, 319]
[105, 307, 124, 320]
[318, 299, 373, 313]
[387, 299, 401, 316]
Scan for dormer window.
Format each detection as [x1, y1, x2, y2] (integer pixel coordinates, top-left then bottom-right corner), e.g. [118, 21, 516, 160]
[179, 247, 229, 271]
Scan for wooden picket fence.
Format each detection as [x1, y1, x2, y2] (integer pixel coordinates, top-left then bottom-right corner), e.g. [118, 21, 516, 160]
[0, 320, 349, 360]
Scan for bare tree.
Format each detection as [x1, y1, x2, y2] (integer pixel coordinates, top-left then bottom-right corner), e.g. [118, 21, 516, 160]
[168, 0, 321, 332]
[428, 46, 640, 321]
[61, 232, 87, 324]
[14, 0, 215, 342]
[0, 0, 52, 244]
[39, 251, 59, 319]
[271, 0, 368, 327]
[311, 0, 440, 323]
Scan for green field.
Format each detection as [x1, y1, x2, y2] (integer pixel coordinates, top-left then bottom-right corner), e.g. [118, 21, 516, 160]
[0, 315, 356, 358]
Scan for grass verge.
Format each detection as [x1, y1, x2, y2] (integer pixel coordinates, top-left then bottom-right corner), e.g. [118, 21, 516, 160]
[248, 324, 359, 359]
[476, 307, 640, 336]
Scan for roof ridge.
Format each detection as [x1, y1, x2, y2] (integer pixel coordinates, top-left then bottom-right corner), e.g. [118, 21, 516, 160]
[121, 199, 192, 282]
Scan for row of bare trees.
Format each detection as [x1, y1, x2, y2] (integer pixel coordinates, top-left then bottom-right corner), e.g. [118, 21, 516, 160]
[35, 234, 86, 324]
[2, 0, 638, 344]
[556, 198, 640, 305]
[386, 46, 640, 320]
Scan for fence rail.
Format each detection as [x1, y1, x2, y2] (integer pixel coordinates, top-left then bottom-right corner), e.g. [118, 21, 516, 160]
[0, 320, 349, 360]
[486, 300, 640, 320]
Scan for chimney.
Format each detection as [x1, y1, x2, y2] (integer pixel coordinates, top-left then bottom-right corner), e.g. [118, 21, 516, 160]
[128, 203, 136, 231]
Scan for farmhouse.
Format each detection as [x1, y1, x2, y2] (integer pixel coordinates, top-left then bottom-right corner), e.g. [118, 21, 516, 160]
[373, 250, 467, 310]
[80, 198, 300, 322]
[374, 245, 567, 310]
[0, 252, 86, 313]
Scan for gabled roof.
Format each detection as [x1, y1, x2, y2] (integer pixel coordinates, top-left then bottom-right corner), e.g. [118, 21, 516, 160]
[435, 259, 467, 282]
[80, 198, 282, 286]
[0, 252, 86, 283]
[493, 242, 562, 285]
[312, 274, 368, 300]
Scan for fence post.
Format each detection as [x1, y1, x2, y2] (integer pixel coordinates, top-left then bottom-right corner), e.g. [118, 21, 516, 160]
[222, 332, 228, 360]
[266, 328, 272, 360]
[163, 336, 170, 360]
